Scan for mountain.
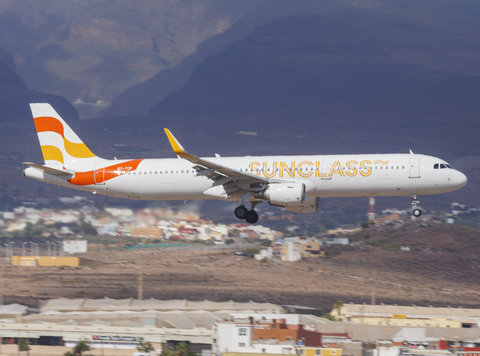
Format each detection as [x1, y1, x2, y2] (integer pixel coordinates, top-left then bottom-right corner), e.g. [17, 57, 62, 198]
[100, 0, 351, 117]
[0, 0, 349, 119]
[151, 7, 480, 115]
[0, 46, 78, 123]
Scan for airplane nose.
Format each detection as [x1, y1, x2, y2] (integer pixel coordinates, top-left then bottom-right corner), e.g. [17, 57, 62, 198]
[454, 170, 467, 189]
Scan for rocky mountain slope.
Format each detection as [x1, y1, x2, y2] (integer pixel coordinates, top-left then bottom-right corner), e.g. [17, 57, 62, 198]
[151, 7, 480, 115]
[0, 45, 78, 123]
[0, 0, 350, 119]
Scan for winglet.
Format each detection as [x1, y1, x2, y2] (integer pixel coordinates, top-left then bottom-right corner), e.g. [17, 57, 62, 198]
[164, 129, 190, 158]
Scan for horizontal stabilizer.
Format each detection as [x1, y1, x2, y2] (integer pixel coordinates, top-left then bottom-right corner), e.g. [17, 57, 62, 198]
[22, 162, 74, 176]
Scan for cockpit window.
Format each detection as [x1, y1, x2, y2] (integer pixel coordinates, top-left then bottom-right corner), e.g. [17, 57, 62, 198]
[435, 163, 453, 169]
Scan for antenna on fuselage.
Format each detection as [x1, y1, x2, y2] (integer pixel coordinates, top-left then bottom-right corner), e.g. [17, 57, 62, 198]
[409, 150, 414, 154]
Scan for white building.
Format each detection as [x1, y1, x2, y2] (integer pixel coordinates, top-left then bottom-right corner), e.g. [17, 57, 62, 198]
[63, 240, 88, 254]
[215, 321, 295, 355]
[284, 242, 302, 262]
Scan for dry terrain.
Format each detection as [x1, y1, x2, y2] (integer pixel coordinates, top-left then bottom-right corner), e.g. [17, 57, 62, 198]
[3, 223, 480, 311]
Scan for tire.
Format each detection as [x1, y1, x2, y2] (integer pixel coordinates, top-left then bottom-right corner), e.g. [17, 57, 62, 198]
[245, 210, 259, 224]
[234, 205, 248, 219]
[413, 209, 422, 217]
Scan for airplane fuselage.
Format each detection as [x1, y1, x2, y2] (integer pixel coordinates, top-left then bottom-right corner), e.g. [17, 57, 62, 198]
[24, 103, 468, 223]
[24, 153, 467, 201]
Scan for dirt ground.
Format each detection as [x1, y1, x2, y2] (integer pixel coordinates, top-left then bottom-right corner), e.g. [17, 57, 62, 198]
[4, 223, 480, 312]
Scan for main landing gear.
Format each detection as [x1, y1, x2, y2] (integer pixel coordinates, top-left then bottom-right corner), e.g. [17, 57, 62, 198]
[411, 194, 421, 217]
[234, 203, 259, 224]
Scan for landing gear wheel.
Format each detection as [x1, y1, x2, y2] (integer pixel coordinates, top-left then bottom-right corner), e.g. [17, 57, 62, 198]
[245, 210, 259, 224]
[234, 205, 248, 220]
[411, 194, 421, 218]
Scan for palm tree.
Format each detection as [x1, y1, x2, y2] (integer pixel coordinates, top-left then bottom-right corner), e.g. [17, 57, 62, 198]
[138, 341, 155, 354]
[73, 339, 91, 356]
[174, 342, 198, 356]
[333, 300, 344, 320]
[17, 338, 30, 356]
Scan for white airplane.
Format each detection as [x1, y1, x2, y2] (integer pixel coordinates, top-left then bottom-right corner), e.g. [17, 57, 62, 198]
[23, 104, 467, 224]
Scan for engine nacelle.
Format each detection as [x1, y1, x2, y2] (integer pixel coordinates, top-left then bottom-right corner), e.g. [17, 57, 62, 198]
[255, 183, 305, 205]
[284, 197, 319, 213]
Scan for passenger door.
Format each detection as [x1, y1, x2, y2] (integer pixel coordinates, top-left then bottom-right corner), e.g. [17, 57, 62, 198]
[409, 157, 420, 178]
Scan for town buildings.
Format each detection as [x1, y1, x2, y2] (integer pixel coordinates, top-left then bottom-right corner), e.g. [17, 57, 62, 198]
[331, 303, 480, 328]
[0, 299, 480, 356]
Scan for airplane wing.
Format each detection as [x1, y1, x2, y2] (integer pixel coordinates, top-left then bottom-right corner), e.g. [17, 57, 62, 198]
[164, 129, 285, 198]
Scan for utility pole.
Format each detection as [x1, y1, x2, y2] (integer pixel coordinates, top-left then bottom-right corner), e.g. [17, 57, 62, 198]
[0, 267, 4, 306]
[368, 197, 376, 222]
[138, 272, 143, 300]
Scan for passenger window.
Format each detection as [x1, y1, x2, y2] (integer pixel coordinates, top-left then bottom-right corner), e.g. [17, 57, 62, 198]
[139, 172, 142, 175]
[402, 165, 405, 169]
[434, 164, 439, 169]
[386, 166, 388, 169]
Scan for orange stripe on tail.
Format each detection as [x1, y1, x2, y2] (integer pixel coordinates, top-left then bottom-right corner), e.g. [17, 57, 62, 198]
[34, 116, 64, 137]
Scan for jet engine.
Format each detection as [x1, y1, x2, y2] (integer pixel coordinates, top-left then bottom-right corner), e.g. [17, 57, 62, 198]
[255, 183, 305, 205]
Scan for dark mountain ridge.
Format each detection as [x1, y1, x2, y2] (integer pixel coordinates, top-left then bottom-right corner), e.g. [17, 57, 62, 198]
[0, 46, 78, 123]
[151, 9, 480, 116]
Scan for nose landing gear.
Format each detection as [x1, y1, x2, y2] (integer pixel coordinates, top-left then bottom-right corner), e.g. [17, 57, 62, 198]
[411, 194, 421, 217]
[234, 202, 260, 224]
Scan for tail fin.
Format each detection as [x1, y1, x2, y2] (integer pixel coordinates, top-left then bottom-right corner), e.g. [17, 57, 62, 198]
[30, 103, 103, 168]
